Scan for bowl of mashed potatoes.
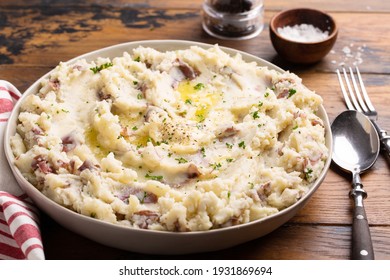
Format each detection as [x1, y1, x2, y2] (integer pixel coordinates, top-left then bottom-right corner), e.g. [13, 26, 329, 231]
[4, 40, 331, 254]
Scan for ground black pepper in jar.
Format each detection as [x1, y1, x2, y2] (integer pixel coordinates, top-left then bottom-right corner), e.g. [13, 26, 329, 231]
[202, 0, 264, 40]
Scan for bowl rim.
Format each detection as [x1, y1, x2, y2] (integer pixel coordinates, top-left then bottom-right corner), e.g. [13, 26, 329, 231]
[4, 39, 333, 239]
[270, 7, 339, 45]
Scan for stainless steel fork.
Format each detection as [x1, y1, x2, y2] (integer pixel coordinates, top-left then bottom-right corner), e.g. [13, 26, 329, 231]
[337, 66, 390, 157]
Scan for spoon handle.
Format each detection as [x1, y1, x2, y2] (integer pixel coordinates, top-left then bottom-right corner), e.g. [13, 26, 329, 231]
[350, 184, 375, 260]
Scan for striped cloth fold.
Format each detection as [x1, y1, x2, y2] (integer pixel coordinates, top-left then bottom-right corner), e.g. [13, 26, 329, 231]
[0, 80, 45, 260]
[0, 192, 44, 260]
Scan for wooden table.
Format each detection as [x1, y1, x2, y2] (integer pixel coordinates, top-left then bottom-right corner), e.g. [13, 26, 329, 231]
[1, 0, 390, 260]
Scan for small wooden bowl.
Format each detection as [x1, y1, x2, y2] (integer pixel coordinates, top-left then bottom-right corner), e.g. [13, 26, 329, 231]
[269, 8, 338, 64]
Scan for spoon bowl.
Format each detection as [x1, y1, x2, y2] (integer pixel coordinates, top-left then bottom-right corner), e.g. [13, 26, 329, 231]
[332, 110, 379, 173]
[331, 110, 379, 260]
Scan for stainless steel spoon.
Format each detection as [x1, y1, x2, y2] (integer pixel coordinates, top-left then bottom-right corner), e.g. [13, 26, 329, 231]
[331, 110, 379, 260]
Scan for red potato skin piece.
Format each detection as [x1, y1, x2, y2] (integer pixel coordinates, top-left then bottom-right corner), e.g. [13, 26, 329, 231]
[176, 59, 200, 80]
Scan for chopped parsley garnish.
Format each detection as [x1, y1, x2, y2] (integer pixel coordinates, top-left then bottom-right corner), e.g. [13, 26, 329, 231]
[238, 141, 246, 149]
[185, 99, 192, 105]
[200, 147, 206, 157]
[304, 168, 313, 180]
[175, 157, 188, 164]
[133, 81, 138, 85]
[140, 191, 147, 204]
[155, 141, 163, 146]
[196, 114, 205, 122]
[134, 56, 141, 62]
[227, 191, 231, 199]
[137, 93, 143, 99]
[264, 92, 270, 97]
[132, 126, 138, 131]
[252, 111, 260, 119]
[210, 162, 222, 170]
[226, 158, 233, 163]
[258, 101, 263, 107]
[288, 88, 297, 98]
[194, 83, 205, 90]
[145, 173, 163, 181]
[293, 124, 298, 130]
[226, 142, 233, 149]
[90, 62, 113, 74]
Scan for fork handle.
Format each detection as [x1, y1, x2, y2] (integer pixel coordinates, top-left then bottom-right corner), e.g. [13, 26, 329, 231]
[349, 184, 375, 260]
[372, 121, 390, 158]
[381, 136, 390, 157]
[379, 134, 390, 158]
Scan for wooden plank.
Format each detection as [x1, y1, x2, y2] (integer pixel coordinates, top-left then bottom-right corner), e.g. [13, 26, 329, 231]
[2, 0, 390, 12]
[0, 66, 51, 92]
[267, 0, 390, 12]
[0, 7, 202, 66]
[40, 214, 390, 259]
[1, 7, 390, 73]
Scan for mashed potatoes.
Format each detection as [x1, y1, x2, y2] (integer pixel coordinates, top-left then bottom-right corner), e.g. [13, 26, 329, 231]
[11, 45, 328, 231]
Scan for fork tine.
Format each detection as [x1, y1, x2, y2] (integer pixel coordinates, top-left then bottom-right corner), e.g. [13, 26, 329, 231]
[342, 68, 362, 112]
[356, 67, 375, 112]
[336, 69, 355, 110]
[349, 67, 369, 112]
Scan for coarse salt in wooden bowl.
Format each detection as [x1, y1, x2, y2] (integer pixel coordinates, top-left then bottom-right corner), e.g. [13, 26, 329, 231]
[269, 8, 338, 64]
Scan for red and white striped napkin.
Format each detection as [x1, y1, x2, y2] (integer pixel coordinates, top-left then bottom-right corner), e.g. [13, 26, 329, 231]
[0, 80, 45, 260]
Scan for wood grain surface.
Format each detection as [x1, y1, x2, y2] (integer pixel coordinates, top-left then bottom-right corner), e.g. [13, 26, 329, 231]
[1, 0, 390, 260]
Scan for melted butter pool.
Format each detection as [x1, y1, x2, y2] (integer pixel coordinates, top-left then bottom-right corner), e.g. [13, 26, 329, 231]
[178, 81, 220, 122]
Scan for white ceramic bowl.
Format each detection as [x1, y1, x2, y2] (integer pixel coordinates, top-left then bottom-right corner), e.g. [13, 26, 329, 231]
[4, 40, 332, 255]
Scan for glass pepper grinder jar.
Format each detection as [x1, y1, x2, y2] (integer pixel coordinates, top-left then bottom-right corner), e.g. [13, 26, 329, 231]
[202, 0, 264, 40]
